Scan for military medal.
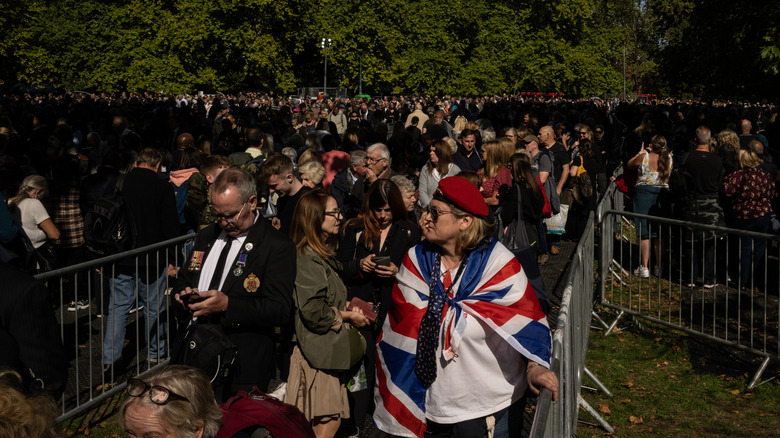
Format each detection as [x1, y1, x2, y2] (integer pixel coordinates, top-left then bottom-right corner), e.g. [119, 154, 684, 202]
[188, 251, 204, 271]
[233, 253, 247, 276]
[243, 273, 260, 293]
[245, 242, 253, 251]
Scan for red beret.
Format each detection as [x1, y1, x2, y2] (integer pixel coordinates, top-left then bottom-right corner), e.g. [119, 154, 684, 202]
[435, 176, 489, 217]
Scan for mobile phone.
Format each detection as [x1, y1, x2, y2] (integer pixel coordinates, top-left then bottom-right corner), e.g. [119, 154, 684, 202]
[372, 256, 391, 267]
[180, 291, 201, 304]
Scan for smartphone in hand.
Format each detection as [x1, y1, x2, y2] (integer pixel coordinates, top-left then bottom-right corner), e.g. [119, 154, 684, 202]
[372, 256, 391, 267]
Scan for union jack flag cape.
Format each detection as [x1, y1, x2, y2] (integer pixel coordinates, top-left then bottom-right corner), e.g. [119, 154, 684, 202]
[373, 239, 551, 437]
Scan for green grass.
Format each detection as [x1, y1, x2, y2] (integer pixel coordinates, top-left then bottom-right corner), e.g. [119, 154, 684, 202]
[60, 392, 125, 437]
[579, 311, 780, 437]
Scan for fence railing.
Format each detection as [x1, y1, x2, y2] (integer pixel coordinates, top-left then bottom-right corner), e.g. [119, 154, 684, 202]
[530, 207, 614, 436]
[599, 206, 780, 388]
[37, 234, 194, 422]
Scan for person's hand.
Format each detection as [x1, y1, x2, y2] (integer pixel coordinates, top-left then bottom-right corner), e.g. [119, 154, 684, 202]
[342, 306, 370, 328]
[174, 286, 198, 309]
[375, 262, 399, 278]
[561, 132, 570, 144]
[184, 289, 229, 318]
[360, 255, 377, 273]
[271, 217, 281, 230]
[527, 363, 559, 402]
[168, 264, 179, 278]
[365, 168, 378, 184]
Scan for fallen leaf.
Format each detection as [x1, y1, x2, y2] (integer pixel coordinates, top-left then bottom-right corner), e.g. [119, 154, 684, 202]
[654, 337, 663, 342]
[624, 381, 634, 388]
[598, 404, 611, 414]
[621, 398, 631, 403]
[731, 389, 740, 395]
[629, 415, 644, 424]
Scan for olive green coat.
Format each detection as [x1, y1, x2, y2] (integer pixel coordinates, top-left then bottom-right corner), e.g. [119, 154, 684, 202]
[293, 248, 354, 370]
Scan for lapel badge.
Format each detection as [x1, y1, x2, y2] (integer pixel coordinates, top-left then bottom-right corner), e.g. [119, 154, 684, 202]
[245, 242, 254, 251]
[243, 273, 260, 293]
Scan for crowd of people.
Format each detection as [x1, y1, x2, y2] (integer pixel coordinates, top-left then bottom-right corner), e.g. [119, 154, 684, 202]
[0, 91, 778, 437]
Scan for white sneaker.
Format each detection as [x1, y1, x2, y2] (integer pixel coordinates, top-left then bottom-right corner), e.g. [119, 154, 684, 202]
[633, 266, 650, 278]
[268, 382, 287, 400]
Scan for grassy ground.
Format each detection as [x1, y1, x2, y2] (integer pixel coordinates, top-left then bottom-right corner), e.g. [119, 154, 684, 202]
[60, 390, 125, 437]
[579, 309, 780, 437]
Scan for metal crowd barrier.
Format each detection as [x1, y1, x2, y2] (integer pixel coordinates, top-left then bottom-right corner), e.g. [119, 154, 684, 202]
[599, 207, 780, 388]
[530, 210, 614, 436]
[36, 234, 194, 422]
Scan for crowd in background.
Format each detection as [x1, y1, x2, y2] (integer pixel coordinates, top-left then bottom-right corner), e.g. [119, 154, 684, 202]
[0, 91, 778, 437]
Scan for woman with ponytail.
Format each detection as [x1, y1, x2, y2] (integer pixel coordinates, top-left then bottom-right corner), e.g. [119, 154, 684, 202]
[627, 134, 672, 278]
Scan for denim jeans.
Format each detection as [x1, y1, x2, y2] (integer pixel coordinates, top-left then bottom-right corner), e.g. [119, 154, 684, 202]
[102, 270, 167, 365]
[734, 215, 771, 286]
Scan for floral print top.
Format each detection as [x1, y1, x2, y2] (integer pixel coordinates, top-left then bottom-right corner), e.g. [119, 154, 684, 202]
[636, 152, 671, 188]
[723, 167, 777, 220]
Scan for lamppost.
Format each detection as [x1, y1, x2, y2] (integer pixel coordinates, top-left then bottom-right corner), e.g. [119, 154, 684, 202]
[321, 38, 332, 96]
[359, 51, 364, 95]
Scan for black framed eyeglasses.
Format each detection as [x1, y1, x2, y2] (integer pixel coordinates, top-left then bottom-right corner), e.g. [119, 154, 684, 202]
[212, 201, 247, 224]
[423, 205, 453, 223]
[127, 378, 190, 405]
[594, 130, 604, 134]
[578, 131, 588, 136]
[324, 208, 342, 218]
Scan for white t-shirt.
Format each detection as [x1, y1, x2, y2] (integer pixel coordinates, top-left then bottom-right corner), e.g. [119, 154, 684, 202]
[14, 198, 50, 248]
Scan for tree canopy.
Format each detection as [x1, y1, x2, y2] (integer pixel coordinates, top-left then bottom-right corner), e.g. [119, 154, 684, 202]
[0, 0, 776, 99]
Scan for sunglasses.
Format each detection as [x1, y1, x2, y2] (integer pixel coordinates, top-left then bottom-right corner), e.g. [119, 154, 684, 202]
[127, 378, 190, 405]
[595, 130, 604, 134]
[423, 205, 453, 222]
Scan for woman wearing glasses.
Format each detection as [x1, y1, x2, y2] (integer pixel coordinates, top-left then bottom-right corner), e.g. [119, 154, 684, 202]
[122, 365, 222, 438]
[336, 179, 420, 436]
[374, 176, 558, 437]
[285, 189, 370, 438]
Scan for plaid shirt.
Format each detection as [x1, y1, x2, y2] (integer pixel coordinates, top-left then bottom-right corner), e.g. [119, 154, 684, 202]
[51, 187, 85, 248]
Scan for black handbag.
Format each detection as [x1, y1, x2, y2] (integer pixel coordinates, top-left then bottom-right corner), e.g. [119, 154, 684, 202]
[171, 322, 238, 384]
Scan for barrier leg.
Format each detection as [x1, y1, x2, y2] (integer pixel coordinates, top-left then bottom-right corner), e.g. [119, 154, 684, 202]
[604, 310, 625, 336]
[578, 395, 615, 434]
[584, 366, 613, 397]
[747, 356, 772, 390]
[592, 311, 610, 331]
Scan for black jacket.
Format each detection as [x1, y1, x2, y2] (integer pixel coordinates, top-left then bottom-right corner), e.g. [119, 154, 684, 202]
[171, 215, 296, 394]
[336, 220, 420, 327]
[0, 262, 67, 397]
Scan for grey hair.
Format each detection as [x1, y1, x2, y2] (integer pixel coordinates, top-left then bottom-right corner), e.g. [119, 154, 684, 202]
[390, 174, 415, 193]
[350, 150, 367, 167]
[120, 365, 222, 438]
[211, 168, 257, 202]
[298, 160, 326, 185]
[367, 143, 390, 160]
[10, 174, 48, 206]
[695, 126, 712, 146]
[281, 147, 298, 165]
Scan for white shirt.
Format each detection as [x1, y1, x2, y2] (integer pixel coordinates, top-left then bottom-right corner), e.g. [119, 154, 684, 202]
[197, 212, 259, 292]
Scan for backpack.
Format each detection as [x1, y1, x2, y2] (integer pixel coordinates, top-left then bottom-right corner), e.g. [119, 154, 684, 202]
[668, 152, 691, 199]
[572, 156, 594, 204]
[217, 388, 315, 438]
[539, 149, 561, 214]
[83, 175, 136, 256]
